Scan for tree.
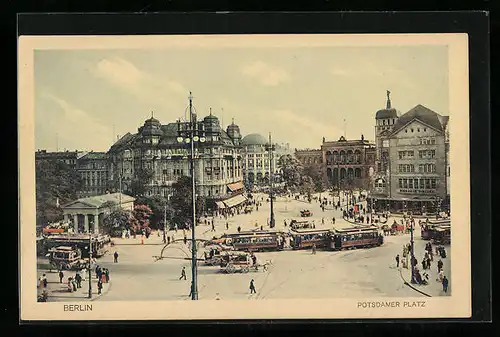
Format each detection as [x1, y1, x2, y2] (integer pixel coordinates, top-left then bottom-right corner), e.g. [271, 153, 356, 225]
[302, 163, 327, 192]
[135, 195, 169, 229]
[36, 159, 82, 228]
[277, 154, 303, 190]
[126, 167, 154, 197]
[170, 176, 204, 229]
[130, 204, 153, 233]
[101, 209, 133, 236]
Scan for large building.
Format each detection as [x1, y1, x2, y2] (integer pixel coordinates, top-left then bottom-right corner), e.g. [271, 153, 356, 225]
[107, 112, 245, 204]
[371, 91, 450, 213]
[240, 133, 291, 188]
[294, 148, 323, 166]
[76, 151, 109, 198]
[35, 149, 108, 198]
[321, 135, 376, 190]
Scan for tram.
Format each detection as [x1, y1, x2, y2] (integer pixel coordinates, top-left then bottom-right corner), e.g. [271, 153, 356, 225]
[329, 225, 383, 251]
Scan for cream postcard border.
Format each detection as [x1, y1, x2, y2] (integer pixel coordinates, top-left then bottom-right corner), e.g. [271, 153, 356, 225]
[18, 33, 470, 320]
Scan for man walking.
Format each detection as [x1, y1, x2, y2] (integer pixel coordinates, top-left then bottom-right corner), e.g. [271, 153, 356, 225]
[211, 222, 215, 232]
[395, 254, 400, 268]
[114, 251, 119, 263]
[442, 275, 449, 293]
[179, 266, 187, 280]
[97, 279, 103, 295]
[58, 270, 64, 283]
[75, 271, 82, 288]
[437, 259, 444, 273]
[249, 279, 257, 294]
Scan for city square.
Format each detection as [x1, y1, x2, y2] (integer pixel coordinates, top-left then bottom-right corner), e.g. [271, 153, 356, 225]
[37, 192, 451, 301]
[31, 40, 452, 304]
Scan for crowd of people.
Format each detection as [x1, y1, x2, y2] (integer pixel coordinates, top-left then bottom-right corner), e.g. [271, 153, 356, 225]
[395, 240, 449, 294]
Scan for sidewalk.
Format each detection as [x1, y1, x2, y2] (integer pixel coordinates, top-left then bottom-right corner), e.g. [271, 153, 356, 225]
[37, 266, 110, 302]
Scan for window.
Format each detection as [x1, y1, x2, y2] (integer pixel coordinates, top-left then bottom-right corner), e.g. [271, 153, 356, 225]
[403, 179, 408, 188]
[399, 179, 403, 188]
[419, 179, 425, 189]
[408, 151, 414, 158]
[424, 128, 427, 132]
[425, 179, 430, 189]
[414, 179, 419, 188]
[431, 179, 437, 189]
[405, 129, 408, 133]
[417, 128, 420, 132]
[411, 128, 414, 133]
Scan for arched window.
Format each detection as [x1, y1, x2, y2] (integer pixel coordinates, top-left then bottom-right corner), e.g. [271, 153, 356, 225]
[340, 151, 346, 163]
[354, 168, 362, 178]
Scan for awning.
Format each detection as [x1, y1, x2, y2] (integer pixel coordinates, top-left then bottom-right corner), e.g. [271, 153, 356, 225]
[227, 181, 245, 192]
[216, 201, 226, 209]
[223, 194, 247, 208]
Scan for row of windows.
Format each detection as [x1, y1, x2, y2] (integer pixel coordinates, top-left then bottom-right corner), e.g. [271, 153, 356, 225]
[405, 127, 428, 134]
[419, 150, 436, 159]
[399, 164, 415, 173]
[420, 138, 436, 145]
[398, 150, 414, 159]
[398, 178, 437, 189]
[81, 171, 107, 178]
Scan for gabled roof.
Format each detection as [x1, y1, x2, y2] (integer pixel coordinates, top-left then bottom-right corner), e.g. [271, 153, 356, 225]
[62, 193, 135, 209]
[390, 104, 448, 135]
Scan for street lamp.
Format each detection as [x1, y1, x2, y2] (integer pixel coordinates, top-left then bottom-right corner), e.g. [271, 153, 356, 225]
[407, 201, 416, 284]
[265, 133, 276, 228]
[87, 230, 93, 299]
[176, 92, 206, 300]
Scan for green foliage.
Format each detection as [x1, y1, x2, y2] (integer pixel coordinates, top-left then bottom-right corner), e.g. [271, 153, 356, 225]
[277, 154, 303, 189]
[101, 209, 133, 235]
[127, 167, 154, 197]
[35, 159, 82, 228]
[170, 176, 204, 229]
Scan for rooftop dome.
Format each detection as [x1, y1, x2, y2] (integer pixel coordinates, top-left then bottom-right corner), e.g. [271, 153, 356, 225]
[376, 90, 399, 119]
[139, 115, 163, 136]
[241, 133, 268, 146]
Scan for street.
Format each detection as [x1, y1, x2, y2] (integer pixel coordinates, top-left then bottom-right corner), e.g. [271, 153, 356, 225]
[38, 192, 451, 302]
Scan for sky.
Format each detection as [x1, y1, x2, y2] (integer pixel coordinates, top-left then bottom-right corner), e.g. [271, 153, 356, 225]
[34, 42, 449, 152]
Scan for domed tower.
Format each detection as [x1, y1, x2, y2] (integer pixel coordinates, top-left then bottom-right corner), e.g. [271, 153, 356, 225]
[226, 118, 242, 146]
[138, 112, 163, 145]
[203, 108, 220, 134]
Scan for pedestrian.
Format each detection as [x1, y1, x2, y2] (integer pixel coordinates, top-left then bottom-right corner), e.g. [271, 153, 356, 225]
[436, 269, 444, 282]
[167, 236, 171, 244]
[67, 279, 73, 293]
[395, 254, 400, 268]
[104, 268, 110, 283]
[312, 243, 317, 255]
[75, 271, 82, 288]
[332, 217, 335, 224]
[180, 266, 187, 280]
[183, 235, 187, 245]
[114, 251, 119, 263]
[100, 270, 106, 284]
[437, 259, 443, 273]
[41, 274, 47, 288]
[96, 266, 102, 280]
[58, 270, 64, 283]
[322, 217, 325, 225]
[189, 281, 194, 297]
[421, 259, 426, 270]
[249, 279, 257, 294]
[442, 276, 449, 293]
[237, 226, 241, 233]
[97, 279, 103, 295]
[211, 222, 215, 232]
[226, 222, 229, 230]
[71, 278, 77, 292]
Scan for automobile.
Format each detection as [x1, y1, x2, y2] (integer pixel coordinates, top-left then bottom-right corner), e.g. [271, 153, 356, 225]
[300, 210, 313, 217]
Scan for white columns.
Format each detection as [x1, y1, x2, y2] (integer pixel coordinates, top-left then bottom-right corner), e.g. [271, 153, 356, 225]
[84, 214, 89, 233]
[94, 213, 99, 234]
[73, 214, 78, 233]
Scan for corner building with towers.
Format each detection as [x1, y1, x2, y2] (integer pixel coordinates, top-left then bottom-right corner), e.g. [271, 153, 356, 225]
[369, 91, 450, 214]
[107, 110, 245, 203]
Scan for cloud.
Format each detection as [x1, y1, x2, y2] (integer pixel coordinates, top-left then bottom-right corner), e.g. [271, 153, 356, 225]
[92, 57, 187, 109]
[329, 62, 416, 89]
[241, 61, 291, 86]
[38, 92, 112, 151]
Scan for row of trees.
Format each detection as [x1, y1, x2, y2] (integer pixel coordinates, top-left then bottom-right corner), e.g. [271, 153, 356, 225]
[277, 154, 326, 196]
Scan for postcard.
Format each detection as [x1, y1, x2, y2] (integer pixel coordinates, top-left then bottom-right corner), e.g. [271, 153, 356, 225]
[19, 33, 470, 320]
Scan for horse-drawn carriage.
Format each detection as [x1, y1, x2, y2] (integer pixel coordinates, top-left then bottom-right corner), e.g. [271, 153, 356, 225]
[203, 244, 231, 266]
[219, 251, 271, 273]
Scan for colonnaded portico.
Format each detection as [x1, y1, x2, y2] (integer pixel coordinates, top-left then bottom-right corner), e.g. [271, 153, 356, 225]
[61, 193, 135, 234]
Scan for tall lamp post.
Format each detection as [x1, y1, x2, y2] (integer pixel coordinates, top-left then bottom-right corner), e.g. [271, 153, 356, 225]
[176, 92, 206, 300]
[87, 230, 93, 299]
[265, 133, 276, 228]
[407, 200, 416, 284]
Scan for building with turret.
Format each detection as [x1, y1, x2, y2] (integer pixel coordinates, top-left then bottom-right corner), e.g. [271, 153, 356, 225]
[369, 91, 450, 213]
[107, 110, 244, 204]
